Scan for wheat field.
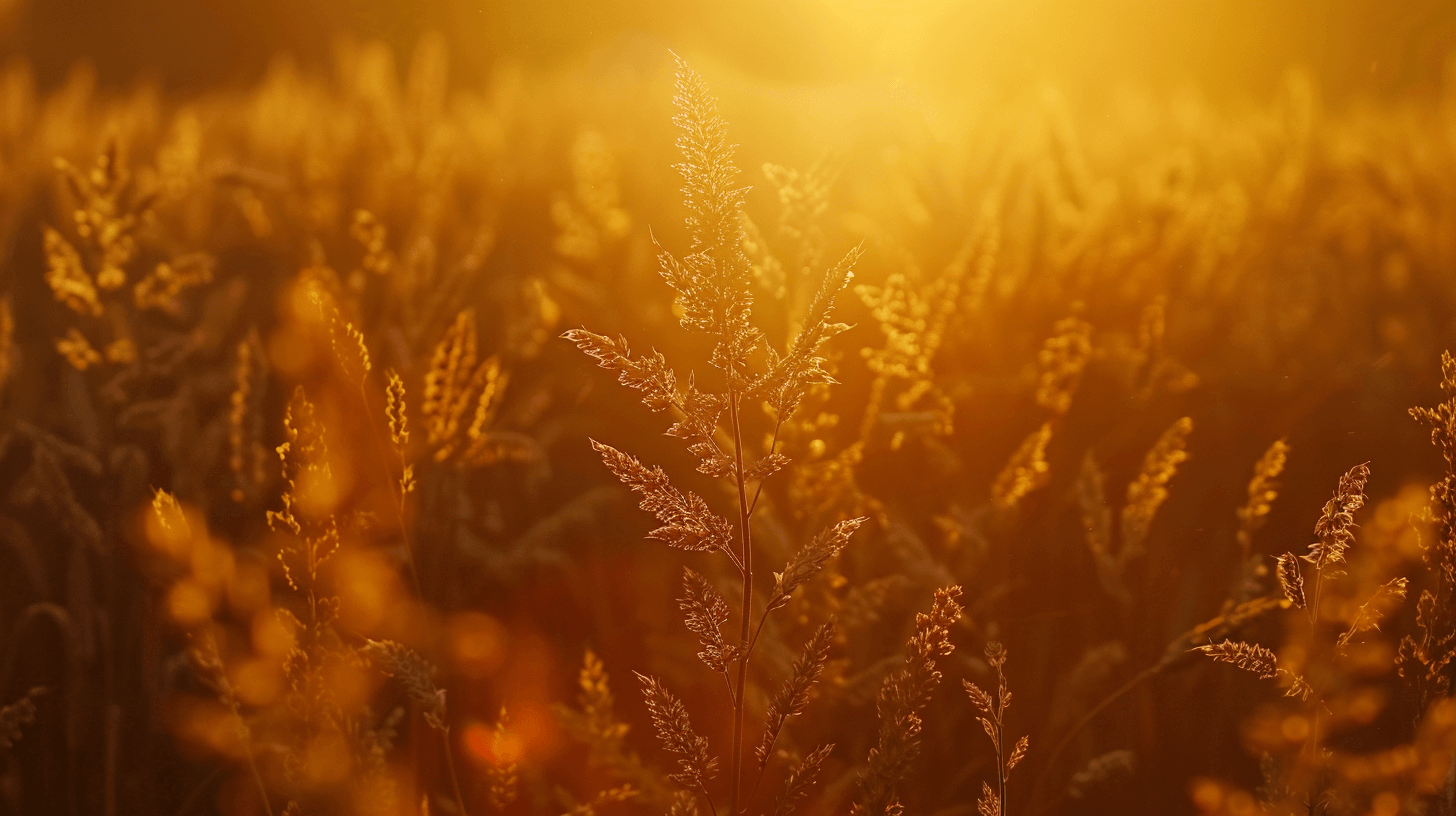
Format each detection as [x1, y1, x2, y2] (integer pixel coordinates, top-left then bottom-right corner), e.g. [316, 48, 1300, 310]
[3, 2, 1456, 815]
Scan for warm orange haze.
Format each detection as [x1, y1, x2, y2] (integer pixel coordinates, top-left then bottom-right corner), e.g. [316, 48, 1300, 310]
[4, 1, 1456, 815]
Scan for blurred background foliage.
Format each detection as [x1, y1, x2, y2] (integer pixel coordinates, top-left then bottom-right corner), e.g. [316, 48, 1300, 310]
[2, 2, 1456, 815]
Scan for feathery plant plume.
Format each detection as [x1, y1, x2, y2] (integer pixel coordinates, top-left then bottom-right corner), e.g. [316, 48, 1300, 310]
[853, 586, 964, 816]
[564, 54, 865, 816]
[1121, 416, 1193, 556]
[229, 331, 269, 503]
[592, 440, 736, 557]
[1402, 351, 1456, 703]
[1275, 553, 1307, 609]
[1336, 577, 1409, 649]
[771, 743, 834, 816]
[1077, 452, 1123, 602]
[669, 790, 702, 816]
[1035, 316, 1093, 415]
[635, 672, 718, 799]
[1237, 439, 1290, 561]
[1303, 462, 1370, 622]
[56, 327, 102, 370]
[1303, 463, 1370, 573]
[43, 227, 101, 317]
[991, 423, 1052, 510]
[680, 568, 739, 674]
[561, 331, 679, 414]
[964, 643, 1029, 816]
[767, 518, 865, 613]
[362, 640, 448, 731]
[657, 52, 758, 380]
[1192, 639, 1313, 701]
[1195, 462, 1407, 811]
[993, 317, 1092, 510]
[386, 370, 416, 495]
[270, 387, 339, 591]
[755, 622, 834, 770]
[423, 310, 513, 463]
[555, 651, 670, 807]
[486, 708, 520, 811]
[311, 293, 372, 384]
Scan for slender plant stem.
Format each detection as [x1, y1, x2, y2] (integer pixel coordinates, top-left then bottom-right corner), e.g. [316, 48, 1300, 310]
[356, 377, 470, 815]
[997, 715, 1006, 816]
[746, 416, 784, 516]
[727, 391, 754, 816]
[357, 380, 425, 598]
[239, 720, 275, 816]
[442, 728, 470, 816]
[1306, 562, 1324, 813]
[1030, 664, 1161, 816]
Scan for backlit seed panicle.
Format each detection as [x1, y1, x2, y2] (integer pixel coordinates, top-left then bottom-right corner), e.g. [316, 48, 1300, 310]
[679, 568, 738, 674]
[965, 642, 1029, 816]
[772, 744, 834, 816]
[853, 586, 963, 816]
[1035, 316, 1093, 415]
[43, 228, 101, 316]
[133, 257, 212, 313]
[754, 244, 861, 420]
[329, 310, 372, 381]
[1275, 552, 1306, 608]
[757, 622, 834, 769]
[1402, 351, 1456, 703]
[992, 422, 1053, 510]
[591, 439, 735, 556]
[1237, 439, 1289, 556]
[351, 210, 394, 276]
[1304, 462, 1370, 571]
[658, 53, 760, 379]
[269, 388, 340, 591]
[1121, 417, 1193, 555]
[425, 310, 509, 462]
[151, 488, 189, 537]
[1338, 577, 1409, 648]
[1194, 639, 1315, 702]
[561, 329, 679, 413]
[229, 333, 268, 502]
[56, 328, 101, 370]
[858, 273, 929, 380]
[487, 708, 519, 809]
[555, 649, 667, 805]
[362, 640, 448, 731]
[386, 370, 409, 449]
[635, 671, 717, 795]
[768, 517, 866, 612]
[1194, 639, 1277, 679]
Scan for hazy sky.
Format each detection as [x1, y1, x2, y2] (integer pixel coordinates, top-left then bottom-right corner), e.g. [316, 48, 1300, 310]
[4, 0, 1452, 104]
